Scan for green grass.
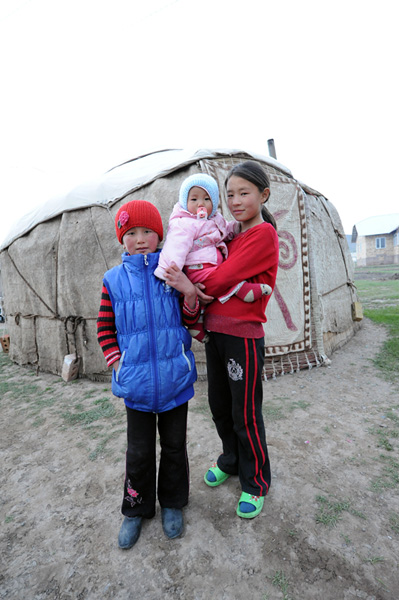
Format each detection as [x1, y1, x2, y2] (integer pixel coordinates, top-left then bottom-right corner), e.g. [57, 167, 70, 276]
[62, 397, 116, 425]
[389, 512, 399, 534]
[355, 280, 399, 309]
[354, 269, 399, 387]
[271, 570, 291, 600]
[315, 495, 365, 527]
[263, 404, 286, 421]
[370, 455, 399, 491]
[355, 265, 399, 277]
[315, 495, 351, 527]
[0, 352, 123, 461]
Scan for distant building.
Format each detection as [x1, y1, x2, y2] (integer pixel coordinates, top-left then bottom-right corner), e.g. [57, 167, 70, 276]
[352, 214, 399, 266]
[346, 234, 357, 263]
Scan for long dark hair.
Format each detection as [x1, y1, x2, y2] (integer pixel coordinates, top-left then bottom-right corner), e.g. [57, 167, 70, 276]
[225, 161, 277, 230]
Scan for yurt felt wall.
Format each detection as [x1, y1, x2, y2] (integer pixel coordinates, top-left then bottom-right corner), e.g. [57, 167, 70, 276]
[0, 150, 361, 381]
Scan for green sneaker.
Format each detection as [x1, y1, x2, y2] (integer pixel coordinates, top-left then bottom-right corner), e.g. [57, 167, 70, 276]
[204, 462, 230, 487]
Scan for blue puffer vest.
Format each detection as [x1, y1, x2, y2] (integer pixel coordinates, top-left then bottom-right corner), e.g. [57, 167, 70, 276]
[103, 251, 197, 412]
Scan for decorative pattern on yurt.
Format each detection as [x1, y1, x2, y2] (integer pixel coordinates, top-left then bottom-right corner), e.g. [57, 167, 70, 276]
[0, 149, 362, 381]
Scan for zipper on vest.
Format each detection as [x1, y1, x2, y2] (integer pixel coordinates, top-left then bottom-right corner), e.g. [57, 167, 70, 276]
[143, 255, 159, 411]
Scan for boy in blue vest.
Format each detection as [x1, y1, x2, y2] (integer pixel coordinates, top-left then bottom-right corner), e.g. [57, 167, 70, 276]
[97, 200, 200, 549]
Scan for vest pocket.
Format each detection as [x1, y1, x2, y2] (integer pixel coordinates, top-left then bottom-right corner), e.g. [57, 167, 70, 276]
[115, 351, 125, 383]
[181, 343, 192, 371]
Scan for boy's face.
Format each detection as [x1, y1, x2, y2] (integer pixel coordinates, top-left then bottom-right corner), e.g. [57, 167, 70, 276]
[122, 227, 159, 255]
[187, 186, 213, 217]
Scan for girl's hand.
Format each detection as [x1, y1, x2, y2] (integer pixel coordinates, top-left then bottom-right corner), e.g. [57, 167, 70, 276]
[112, 360, 120, 372]
[195, 282, 214, 306]
[164, 262, 197, 308]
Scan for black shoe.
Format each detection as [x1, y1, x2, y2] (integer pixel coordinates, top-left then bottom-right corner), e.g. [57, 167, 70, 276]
[118, 516, 142, 549]
[161, 508, 183, 539]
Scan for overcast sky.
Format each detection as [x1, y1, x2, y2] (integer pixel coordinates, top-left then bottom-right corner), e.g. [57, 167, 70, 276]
[1, 0, 398, 245]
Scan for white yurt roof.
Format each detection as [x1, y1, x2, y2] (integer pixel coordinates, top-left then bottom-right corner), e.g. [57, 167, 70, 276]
[0, 148, 292, 251]
[355, 213, 399, 237]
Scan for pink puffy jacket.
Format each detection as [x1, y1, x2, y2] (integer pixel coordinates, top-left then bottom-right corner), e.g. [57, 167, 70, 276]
[154, 203, 239, 280]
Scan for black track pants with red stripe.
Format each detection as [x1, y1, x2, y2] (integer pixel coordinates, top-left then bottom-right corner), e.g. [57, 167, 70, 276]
[205, 331, 271, 496]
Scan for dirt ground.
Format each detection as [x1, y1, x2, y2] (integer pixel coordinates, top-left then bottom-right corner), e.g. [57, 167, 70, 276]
[1, 318, 398, 600]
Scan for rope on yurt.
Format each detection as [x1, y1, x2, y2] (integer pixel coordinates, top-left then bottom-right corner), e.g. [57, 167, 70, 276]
[318, 196, 357, 303]
[7, 251, 57, 316]
[64, 316, 88, 360]
[7, 248, 93, 373]
[90, 207, 111, 271]
[13, 312, 40, 373]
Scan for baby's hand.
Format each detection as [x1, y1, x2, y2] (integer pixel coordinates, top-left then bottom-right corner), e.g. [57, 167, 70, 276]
[164, 263, 200, 310]
[164, 263, 192, 294]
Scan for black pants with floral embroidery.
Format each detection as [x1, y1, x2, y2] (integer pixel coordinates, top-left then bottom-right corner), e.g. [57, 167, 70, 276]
[122, 403, 189, 518]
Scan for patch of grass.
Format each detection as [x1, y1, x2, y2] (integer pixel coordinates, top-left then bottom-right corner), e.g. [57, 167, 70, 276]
[271, 570, 291, 600]
[355, 271, 399, 386]
[368, 420, 398, 454]
[263, 404, 286, 421]
[289, 400, 311, 411]
[375, 578, 390, 593]
[355, 265, 399, 277]
[355, 278, 399, 310]
[363, 307, 399, 385]
[83, 390, 98, 399]
[385, 407, 399, 425]
[341, 533, 352, 545]
[363, 556, 385, 564]
[370, 455, 399, 491]
[0, 350, 10, 364]
[62, 397, 116, 426]
[389, 513, 399, 534]
[0, 379, 42, 402]
[89, 431, 119, 461]
[350, 508, 366, 520]
[315, 495, 350, 527]
[315, 495, 364, 527]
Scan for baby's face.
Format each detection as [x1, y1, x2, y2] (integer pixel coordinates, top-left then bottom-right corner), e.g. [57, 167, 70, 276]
[122, 227, 159, 255]
[187, 186, 213, 217]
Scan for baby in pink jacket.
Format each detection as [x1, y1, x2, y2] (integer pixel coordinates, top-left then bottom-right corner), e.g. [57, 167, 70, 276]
[154, 173, 271, 341]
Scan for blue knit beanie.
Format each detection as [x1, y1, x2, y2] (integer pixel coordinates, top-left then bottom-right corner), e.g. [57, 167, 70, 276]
[179, 173, 219, 217]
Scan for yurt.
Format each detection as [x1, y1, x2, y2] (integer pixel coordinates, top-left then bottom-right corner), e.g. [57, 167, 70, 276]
[0, 148, 362, 380]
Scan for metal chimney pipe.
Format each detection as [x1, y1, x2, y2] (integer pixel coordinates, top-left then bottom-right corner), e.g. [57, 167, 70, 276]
[267, 139, 277, 159]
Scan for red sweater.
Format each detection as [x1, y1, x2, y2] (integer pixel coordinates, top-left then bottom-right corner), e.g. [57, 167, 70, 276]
[203, 222, 279, 338]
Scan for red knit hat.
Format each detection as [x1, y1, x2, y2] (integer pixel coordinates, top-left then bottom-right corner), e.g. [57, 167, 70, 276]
[115, 200, 164, 244]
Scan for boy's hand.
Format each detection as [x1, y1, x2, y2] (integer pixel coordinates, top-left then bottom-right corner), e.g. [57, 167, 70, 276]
[112, 360, 120, 372]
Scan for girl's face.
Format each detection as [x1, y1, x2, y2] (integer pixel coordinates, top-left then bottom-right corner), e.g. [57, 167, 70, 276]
[122, 227, 159, 255]
[186, 186, 213, 217]
[226, 175, 270, 232]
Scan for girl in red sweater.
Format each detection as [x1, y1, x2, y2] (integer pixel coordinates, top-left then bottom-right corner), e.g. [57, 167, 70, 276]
[202, 161, 279, 519]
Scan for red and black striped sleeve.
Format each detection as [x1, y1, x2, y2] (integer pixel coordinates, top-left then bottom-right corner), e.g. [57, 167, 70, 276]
[180, 295, 201, 328]
[97, 283, 121, 367]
